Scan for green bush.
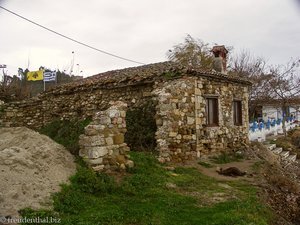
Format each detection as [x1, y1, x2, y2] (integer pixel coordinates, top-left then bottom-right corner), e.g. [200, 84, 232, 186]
[125, 101, 157, 152]
[39, 118, 91, 155]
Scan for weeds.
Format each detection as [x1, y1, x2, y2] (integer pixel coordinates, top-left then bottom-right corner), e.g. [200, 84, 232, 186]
[162, 71, 181, 80]
[210, 152, 244, 164]
[39, 118, 91, 155]
[198, 161, 213, 168]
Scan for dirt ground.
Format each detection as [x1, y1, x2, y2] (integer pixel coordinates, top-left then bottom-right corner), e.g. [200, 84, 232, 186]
[196, 159, 256, 181]
[168, 142, 300, 225]
[0, 127, 76, 218]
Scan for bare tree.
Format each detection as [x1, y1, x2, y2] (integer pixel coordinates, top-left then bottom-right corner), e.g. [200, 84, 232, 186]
[167, 34, 214, 69]
[268, 58, 300, 135]
[229, 50, 271, 120]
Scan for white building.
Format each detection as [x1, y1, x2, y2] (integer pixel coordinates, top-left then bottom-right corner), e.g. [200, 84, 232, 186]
[261, 101, 300, 121]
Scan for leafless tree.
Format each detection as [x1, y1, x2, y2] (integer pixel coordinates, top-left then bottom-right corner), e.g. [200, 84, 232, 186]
[268, 58, 300, 135]
[228, 50, 271, 119]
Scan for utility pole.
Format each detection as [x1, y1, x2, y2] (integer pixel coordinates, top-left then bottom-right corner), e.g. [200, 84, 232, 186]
[69, 51, 75, 76]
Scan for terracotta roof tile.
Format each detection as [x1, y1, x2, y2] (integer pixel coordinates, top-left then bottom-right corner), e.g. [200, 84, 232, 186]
[42, 61, 251, 95]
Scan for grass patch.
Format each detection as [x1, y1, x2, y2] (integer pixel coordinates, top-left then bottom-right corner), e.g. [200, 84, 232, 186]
[20, 152, 273, 225]
[39, 118, 91, 155]
[210, 152, 244, 164]
[198, 161, 213, 168]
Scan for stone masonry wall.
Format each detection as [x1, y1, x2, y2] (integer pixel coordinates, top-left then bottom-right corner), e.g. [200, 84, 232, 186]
[195, 78, 249, 156]
[154, 76, 249, 162]
[0, 84, 153, 129]
[154, 77, 197, 163]
[79, 101, 134, 171]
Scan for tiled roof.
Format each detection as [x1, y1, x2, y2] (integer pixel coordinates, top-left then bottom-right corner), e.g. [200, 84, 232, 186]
[43, 61, 251, 95]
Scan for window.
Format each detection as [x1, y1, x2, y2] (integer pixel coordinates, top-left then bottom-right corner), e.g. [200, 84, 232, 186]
[206, 98, 218, 126]
[233, 101, 242, 125]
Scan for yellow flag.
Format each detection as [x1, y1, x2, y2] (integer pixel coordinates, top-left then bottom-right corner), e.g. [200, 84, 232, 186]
[27, 70, 44, 81]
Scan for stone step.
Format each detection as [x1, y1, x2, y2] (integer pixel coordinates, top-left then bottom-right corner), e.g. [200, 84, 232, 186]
[277, 130, 284, 135]
[266, 144, 277, 151]
[273, 147, 283, 154]
[280, 151, 290, 159]
[257, 137, 264, 142]
[287, 154, 297, 162]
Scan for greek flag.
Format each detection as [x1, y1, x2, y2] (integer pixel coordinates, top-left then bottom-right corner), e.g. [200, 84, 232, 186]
[44, 71, 56, 82]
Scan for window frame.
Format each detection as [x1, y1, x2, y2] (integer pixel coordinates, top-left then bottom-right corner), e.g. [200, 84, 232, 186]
[233, 100, 243, 126]
[206, 97, 219, 127]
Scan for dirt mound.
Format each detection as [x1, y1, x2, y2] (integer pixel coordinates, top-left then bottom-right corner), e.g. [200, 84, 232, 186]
[0, 127, 76, 217]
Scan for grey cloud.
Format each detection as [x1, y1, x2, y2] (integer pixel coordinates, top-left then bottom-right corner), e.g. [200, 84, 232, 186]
[0, 0, 299, 76]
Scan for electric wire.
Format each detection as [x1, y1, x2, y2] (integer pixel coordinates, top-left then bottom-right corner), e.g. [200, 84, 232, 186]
[0, 5, 145, 65]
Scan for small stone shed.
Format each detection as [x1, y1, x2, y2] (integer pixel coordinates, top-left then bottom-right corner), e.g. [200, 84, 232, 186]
[0, 48, 251, 163]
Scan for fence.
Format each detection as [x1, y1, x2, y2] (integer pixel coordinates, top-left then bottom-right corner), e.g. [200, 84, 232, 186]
[249, 117, 298, 142]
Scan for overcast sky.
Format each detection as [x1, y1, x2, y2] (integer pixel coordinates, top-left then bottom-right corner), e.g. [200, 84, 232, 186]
[0, 0, 300, 78]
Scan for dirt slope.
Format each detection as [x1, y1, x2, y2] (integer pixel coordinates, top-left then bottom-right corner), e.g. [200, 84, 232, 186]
[0, 127, 76, 217]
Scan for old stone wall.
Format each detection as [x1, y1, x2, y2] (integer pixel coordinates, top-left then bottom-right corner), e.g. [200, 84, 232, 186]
[0, 84, 154, 129]
[154, 77, 197, 163]
[195, 78, 249, 156]
[79, 101, 133, 171]
[154, 76, 249, 162]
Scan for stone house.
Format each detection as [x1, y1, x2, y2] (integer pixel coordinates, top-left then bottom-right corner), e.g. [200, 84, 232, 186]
[0, 46, 251, 165]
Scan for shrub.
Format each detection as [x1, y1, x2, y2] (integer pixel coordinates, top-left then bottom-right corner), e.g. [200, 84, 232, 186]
[39, 118, 91, 155]
[125, 101, 157, 152]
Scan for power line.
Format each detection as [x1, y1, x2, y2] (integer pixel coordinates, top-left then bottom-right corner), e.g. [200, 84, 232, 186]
[0, 5, 145, 65]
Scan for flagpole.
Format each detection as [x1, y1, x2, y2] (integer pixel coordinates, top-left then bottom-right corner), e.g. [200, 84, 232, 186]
[43, 69, 45, 92]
